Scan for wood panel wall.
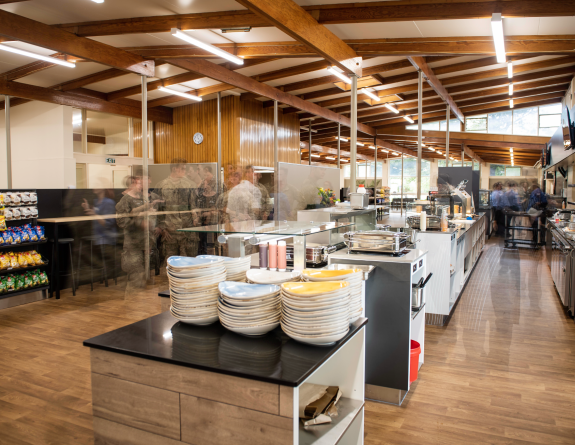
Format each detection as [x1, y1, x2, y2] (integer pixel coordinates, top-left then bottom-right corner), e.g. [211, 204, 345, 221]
[153, 96, 299, 170]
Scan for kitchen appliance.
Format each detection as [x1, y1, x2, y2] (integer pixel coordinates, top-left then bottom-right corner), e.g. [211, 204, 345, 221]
[412, 273, 432, 309]
[285, 243, 337, 266]
[344, 230, 409, 253]
[548, 224, 572, 307]
[478, 190, 491, 210]
[406, 215, 455, 231]
[349, 193, 370, 209]
[562, 105, 573, 150]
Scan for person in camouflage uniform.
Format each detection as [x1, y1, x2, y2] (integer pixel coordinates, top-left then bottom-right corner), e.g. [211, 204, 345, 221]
[154, 159, 198, 267]
[116, 176, 162, 293]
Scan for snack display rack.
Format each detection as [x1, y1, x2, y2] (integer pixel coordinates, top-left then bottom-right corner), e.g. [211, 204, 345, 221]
[0, 190, 49, 309]
[375, 187, 390, 218]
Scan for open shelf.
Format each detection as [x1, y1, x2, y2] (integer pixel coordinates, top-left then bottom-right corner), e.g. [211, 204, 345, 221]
[412, 303, 426, 320]
[0, 285, 49, 301]
[299, 398, 364, 445]
[0, 261, 49, 275]
[0, 240, 47, 250]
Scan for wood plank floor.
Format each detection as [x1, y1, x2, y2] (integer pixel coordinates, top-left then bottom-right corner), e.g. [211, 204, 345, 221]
[0, 237, 574, 444]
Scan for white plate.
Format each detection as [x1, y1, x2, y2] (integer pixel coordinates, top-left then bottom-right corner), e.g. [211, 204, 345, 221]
[221, 320, 280, 336]
[281, 324, 349, 345]
[167, 256, 224, 269]
[219, 312, 280, 327]
[246, 269, 302, 284]
[219, 281, 280, 299]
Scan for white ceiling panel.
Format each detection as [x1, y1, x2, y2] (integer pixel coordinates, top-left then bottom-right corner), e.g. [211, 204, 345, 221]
[538, 17, 575, 35]
[180, 77, 223, 89]
[17, 62, 109, 88]
[155, 63, 189, 79]
[236, 58, 321, 77]
[89, 33, 174, 48]
[503, 18, 541, 36]
[415, 19, 491, 37]
[211, 27, 295, 43]
[88, 74, 143, 93]
[326, 22, 423, 39]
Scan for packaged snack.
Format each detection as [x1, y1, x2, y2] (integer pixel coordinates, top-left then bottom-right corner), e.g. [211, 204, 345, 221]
[30, 272, 39, 287]
[2, 193, 10, 205]
[0, 215, 6, 231]
[21, 192, 30, 204]
[12, 208, 20, 220]
[17, 252, 27, 267]
[21, 207, 30, 219]
[2, 230, 12, 244]
[30, 207, 38, 218]
[35, 226, 45, 241]
[28, 227, 38, 242]
[8, 252, 18, 268]
[25, 251, 34, 266]
[0, 234, 4, 245]
[0, 194, 4, 206]
[30, 251, 42, 265]
[9, 193, 20, 206]
[0, 277, 6, 294]
[11, 229, 21, 244]
[39, 271, 49, 285]
[5, 275, 15, 291]
[4, 208, 13, 221]
[29, 192, 37, 204]
[14, 275, 24, 291]
[20, 228, 29, 243]
[0, 254, 9, 269]
[23, 273, 32, 289]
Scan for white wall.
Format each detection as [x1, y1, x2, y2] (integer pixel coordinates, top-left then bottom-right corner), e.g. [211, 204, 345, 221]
[0, 101, 76, 189]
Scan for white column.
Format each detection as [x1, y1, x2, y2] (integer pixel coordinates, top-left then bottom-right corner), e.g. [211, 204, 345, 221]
[273, 100, 279, 220]
[217, 92, 222, 192]
[81, 108, 88, 154]
[141, 75, 150, 281]
[5, 95, 11, 189]
[308, 118, 312, 166]
[417, 70, 423, 199]
[350, 75, 358, 191]
[337, 122, 341, 169]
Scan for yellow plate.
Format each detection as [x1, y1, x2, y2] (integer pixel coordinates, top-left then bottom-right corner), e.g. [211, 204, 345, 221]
[302, 269, 361, 279]
[281, 281, 349, 296]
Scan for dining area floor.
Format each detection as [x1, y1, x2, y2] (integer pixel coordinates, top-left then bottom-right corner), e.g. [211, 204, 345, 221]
[0, 237, 573, 444]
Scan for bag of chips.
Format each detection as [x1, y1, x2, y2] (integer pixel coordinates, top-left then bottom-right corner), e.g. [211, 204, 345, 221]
[30, 271, 39, 287]
[25, 251, 34, 266]
[36, 226, 46, 241]
[39, 271, 49, 285]
[8, 252, 18, 268]
[5, 275, 15, 291]
[2, 193, 9, 206]
[30, 250, 42, 265]
[23, 273, 32, 289]
[30, 192, 37, 204]
[20, 228, 29, 243]
[17, 252, 27, 267]
[11, 229, 21, 244]
[0, 277, 6, 294]
[0, 254, 9, 269]
[0, 215, 6, 231]
[29, 227, 38, 242]
[2, 231, 12, 244]
[14, 275, 24, 291]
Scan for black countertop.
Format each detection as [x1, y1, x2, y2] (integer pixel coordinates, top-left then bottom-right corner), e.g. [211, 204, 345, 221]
[84, 311, 367, 387]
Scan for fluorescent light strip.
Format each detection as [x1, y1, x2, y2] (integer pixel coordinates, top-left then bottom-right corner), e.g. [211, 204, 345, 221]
[510, 99, 514, 108]
[326, 157, 336, 160]
[356, 142, 365, 146]
[158, 86, 202, 101]
[311, 154, 320, 158]
[91, 0, 104, 3]
[336, 136, 348, 142]
[362, 89, 380, 101]
[510, 148, 513, 153]
[0, 44, 76, 68]
[384, 103, 399, 114]
[171, 28, 244, 65]
[450, 157, 455, 160]
[509, 83, 513, 96]
[368, 145, 376, 149]
[403, 115, 415, 124]
[327, 66, 352, 84]
[392, 152, 399, 156]
[428, 147, 435, 152]
[436, 150, 442, 154]
[508, 62, 513, 79]
[380, 149, 389, 153]
[491, 13, 506, 63]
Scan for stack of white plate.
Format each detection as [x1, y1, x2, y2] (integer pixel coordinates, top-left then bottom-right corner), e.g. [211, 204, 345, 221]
[246, 269, 302, 285]
[167, 256, 226, 325]
[218, 281, 281, 336]
[197, 255, 251, 282]
[280, 281, 351, 346]
[302, 269, 363, 322]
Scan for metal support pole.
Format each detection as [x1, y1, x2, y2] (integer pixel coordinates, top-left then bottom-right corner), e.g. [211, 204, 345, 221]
[217, 92, 222, 192]
[4, 95, 11, 189]
[374, 133, 377, 217]
[400, 153, 404, 216]
[461, 143, 465, 167]
[81, 108, 88, 154]
[350, 74, 358, 191]
[417, 70, 423, 200]
[273, 100, 279, 220]
[337, 122, 341, 169]
[308, 118, 312, 166]
[446, 105, 450, 166]
[141, 75, 150, 282]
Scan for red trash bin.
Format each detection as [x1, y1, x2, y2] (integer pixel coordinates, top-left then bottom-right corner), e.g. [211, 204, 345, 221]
[409, 340, 421, 383]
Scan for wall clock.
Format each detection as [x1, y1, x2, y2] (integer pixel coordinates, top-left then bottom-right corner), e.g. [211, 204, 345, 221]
[193, 132, 204, 145]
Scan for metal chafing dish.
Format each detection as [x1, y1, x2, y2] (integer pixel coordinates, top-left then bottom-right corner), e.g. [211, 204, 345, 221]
[406, 215, 455, 230]
[344, 230, 409, 253]
[286, 243, 337, 265]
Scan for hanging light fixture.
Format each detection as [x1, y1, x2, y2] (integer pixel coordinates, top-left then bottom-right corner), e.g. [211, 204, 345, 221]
[327, 66, 352, 84]
[326, 156, 336, 160]
[491, 13, 506, 63]
[510, 147, 513, 153]
[403, 115, 415, 124]
[356, 142, 365, 146]
[380, 149, 389, 153]
[171, 28, 244, 65]
[510, 99, 514, 108]
[158, 86, 202, 101]
[508, 61, 513, 79]
[509, 83, 513, 96]
[362, 89, 380, 101]
[428, 147, 435, 152]
[368, 145, 376, 149]
[335, 136, 348, 142]
[384, 103, 399, 114]
[0, 44, 76, 68]
[311, 154, 320, 158]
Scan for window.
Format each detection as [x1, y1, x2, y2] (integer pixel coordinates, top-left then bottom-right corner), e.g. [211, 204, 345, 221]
[406, 121, 440, 131]
[465, 115, 488, 132]
[440, 119, 462, 132]
[506, 167, 521, 176]
[344, 162, 384, 186]
[490, 164, 521, 176]
[539, 103, 562, 137]
[389, 158, 430, 200]
[488, 111, 512, 134]
[513, 107, 538, 136]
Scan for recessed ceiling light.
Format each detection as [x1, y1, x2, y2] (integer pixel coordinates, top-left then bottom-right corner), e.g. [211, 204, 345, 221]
[158, 86, 202, 101]
[368, 145, 376, 149]
[491, 13, 506, 63]
[171, 28, 243, 65]
[428, 147, 435, 151]
[327, 66, 352, 84]
[510, 148, 513, 153]
[0, 44, 76, 67]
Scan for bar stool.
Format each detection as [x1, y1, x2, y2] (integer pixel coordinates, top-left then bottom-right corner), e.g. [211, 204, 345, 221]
[49, 238, 77, 297]
[77, 235, 110, 291]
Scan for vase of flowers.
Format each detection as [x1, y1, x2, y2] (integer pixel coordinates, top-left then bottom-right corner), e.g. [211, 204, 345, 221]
[317, 187, 339, 208]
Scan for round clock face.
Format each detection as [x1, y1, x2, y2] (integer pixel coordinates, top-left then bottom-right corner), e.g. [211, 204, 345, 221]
[193, 132, 203, 145]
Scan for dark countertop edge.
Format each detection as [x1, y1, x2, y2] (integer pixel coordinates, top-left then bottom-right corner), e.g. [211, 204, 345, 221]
[83, 318, 368, 388]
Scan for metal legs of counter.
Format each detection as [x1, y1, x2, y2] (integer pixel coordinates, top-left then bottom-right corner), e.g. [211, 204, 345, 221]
[329, 250, 427, 406]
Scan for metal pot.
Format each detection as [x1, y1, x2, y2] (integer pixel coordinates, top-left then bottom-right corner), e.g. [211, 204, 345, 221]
[412, 273, 432, 309]
[402, 227, 418, 244]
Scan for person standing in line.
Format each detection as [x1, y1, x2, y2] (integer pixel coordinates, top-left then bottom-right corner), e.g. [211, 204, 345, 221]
[226, 165, 262, 221]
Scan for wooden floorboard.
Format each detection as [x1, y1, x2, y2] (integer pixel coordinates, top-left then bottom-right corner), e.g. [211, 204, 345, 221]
[0, 237, 573, 444]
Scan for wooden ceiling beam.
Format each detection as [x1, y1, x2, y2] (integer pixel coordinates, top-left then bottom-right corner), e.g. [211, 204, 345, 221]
[0, 79, 172, 124]
[300, 142, 372, 161]
[166, 58, 376, 135]
[236, 0, 362, 77]
[54, 3, 575, 37]
[0, 9, 154, 76]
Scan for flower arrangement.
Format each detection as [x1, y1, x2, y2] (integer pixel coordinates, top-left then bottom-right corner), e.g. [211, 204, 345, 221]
[317, 187, 339, 207]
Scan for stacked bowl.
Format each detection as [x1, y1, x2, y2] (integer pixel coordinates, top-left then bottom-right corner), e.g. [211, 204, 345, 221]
[246, 269, 302, 285]
[167, 256, 225, 325]
[280, 281, 351, 346]
[302, 269, 363, 322]
[218, 282, 281, 336]
[197, 255, 251, 282]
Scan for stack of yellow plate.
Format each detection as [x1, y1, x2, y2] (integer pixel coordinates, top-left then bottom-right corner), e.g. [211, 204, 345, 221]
[302, 269, 363, 322]
[280, 281, 350, 346]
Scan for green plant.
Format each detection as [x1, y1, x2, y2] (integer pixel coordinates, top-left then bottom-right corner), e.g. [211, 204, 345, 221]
[317, 187, 339, 207]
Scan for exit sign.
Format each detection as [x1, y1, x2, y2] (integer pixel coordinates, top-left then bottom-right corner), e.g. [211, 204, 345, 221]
[105, 158, 116, 164]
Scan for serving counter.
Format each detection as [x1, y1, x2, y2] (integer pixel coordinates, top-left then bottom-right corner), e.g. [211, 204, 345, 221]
[84, 312, 368, 445]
